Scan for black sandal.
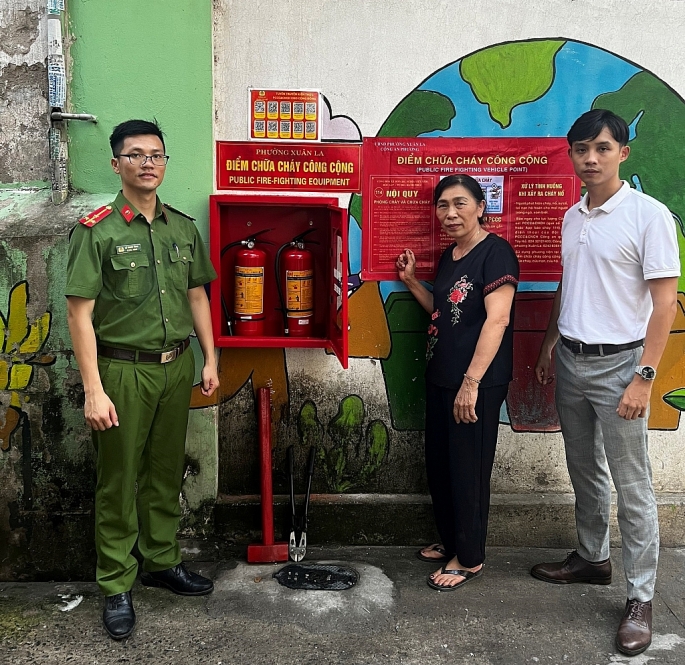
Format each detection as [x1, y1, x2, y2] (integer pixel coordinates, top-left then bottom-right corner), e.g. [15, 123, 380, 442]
[427, 565, 483, 591]
[415, 544, 449, 563]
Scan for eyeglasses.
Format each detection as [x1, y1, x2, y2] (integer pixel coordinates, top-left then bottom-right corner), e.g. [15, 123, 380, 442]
[117, 153, 170, 166]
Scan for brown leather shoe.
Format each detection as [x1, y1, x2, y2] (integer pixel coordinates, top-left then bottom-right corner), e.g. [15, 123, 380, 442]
[530, 550, 612, 585]
[616, 599, 652, 656]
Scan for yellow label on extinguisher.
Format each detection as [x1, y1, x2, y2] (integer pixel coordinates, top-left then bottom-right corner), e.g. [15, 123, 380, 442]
[234, 266, 264, 315]
[286, 270, 313, 316]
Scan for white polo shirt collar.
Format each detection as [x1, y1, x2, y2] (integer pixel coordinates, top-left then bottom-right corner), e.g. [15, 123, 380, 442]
[579, 180, 631, 215]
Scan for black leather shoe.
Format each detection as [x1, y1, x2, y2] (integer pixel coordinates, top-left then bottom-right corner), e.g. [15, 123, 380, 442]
[140, 562, 214, 596]
[103, 591, 135, 640]
[530, 550, 612, 585]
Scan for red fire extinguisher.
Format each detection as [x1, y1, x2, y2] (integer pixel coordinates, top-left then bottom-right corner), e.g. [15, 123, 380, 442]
[221, 230, 272, 336]
[276, 229, 317, 337]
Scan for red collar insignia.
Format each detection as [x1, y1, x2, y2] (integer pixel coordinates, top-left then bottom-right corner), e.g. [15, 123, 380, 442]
[120, 205, 135, 223]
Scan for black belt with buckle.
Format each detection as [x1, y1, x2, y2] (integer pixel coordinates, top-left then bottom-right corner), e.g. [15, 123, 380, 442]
[560, 335, 644, 356]
[97, 337, 190, 364]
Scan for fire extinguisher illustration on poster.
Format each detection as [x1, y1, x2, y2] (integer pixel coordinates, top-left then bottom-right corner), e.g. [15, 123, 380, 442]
[276, 229, 317, 337]
[221, 230, 273, 336]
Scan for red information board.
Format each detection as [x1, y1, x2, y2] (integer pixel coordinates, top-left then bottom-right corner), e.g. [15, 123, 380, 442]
[216, 141, 362, 193]
[248, 89, 322, 142]
[361, 137, 579, 282]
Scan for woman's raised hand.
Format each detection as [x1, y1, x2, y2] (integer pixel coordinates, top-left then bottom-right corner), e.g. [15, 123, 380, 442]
[396, 249, 416, 284]
[396, 249, 434, 314]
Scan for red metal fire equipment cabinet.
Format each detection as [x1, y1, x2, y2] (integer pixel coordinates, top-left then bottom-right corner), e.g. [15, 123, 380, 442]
[209, 194, 349, 368]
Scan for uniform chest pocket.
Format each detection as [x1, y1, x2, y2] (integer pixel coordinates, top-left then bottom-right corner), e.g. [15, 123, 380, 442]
[169, 245, 194, 289]
[110, 252, 152, 298]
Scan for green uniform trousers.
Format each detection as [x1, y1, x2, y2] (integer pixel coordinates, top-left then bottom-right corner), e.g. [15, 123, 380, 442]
[92, 347, 194, 596]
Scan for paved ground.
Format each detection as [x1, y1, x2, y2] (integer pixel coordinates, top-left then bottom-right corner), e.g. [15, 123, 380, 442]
[2, 547, 685, 665]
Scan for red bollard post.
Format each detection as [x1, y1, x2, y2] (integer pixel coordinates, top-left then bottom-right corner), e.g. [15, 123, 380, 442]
[247, 387, 289, 563]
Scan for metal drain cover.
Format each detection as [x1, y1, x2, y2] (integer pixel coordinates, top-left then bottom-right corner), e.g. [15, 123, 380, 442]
[273, 563, 358, 590]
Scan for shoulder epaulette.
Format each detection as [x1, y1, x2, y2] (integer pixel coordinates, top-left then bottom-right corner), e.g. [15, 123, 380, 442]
[79, 204, 114, 227]
[162, 203, 195, 221]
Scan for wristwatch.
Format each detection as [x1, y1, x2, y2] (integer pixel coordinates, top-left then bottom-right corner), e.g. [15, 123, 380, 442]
[635, 365, 657, 381]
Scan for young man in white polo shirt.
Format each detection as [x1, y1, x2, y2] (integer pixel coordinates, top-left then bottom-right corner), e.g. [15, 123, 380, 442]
[531, 109, 680, 656]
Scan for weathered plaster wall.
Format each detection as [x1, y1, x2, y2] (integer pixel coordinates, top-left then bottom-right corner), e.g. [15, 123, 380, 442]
[0, 1, 50, 184]
[0, 192, 108, 580]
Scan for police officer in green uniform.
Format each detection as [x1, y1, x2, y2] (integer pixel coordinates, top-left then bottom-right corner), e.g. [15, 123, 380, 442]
[66, 119, 219, 640]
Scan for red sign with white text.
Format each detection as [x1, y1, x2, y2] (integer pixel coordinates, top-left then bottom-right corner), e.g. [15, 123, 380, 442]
[216, 141, 362, 193]
[361, 137, 579, 282]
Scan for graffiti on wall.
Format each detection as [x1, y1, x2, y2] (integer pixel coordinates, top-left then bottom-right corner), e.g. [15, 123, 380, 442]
[0, 280, 55, 521]
[346, 38, 685, 433]
[192, 39, 685, 492]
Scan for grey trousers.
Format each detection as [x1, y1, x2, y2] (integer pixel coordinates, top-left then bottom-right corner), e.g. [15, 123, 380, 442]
[555, 341, 658, 602]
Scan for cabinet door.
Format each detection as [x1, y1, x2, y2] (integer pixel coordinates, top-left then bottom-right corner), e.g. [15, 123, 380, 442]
[327, 205, 348, 369]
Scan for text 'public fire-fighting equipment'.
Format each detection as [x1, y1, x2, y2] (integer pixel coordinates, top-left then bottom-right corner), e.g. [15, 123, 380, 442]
[221, 229, 273, 336]
[287, 445, 315, 562]
[276, 229, 317, 337]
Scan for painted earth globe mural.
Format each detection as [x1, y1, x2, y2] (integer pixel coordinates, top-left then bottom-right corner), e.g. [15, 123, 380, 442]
[346, 39, 685, 433]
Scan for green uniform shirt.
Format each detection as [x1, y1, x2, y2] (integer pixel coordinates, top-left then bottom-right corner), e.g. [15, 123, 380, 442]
[66, 191, 217, 351]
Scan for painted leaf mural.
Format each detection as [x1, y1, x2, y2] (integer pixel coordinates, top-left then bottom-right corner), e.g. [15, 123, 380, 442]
[0, 281, 55, 452]
[664, 389, 685, 412]
[298, 395, 389, 493]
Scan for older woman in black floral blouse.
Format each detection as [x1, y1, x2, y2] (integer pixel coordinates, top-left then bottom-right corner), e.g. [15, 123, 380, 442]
[396, 174, 519, 591]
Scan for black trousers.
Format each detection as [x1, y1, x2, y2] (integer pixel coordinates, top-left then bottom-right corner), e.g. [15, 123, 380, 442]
[424, 380, 509, 568]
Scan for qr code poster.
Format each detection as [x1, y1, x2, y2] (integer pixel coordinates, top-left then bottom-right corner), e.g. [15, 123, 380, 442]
[248, 88, 322, 141]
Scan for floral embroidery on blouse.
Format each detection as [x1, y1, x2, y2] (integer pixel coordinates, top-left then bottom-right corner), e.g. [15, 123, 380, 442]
[426, 310, 440, 361]
[448, 275, 473, 325]
[483, 274, 519, 296]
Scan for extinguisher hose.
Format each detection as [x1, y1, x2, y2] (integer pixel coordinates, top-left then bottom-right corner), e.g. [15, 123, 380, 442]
[221, 295, 234, 336]
[275, 242, 290, 335]
[220, 229, 275, 257]
[218, 240, 246, 334]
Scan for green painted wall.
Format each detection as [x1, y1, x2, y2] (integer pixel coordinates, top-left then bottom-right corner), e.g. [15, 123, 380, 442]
[67, 0, 214, 240]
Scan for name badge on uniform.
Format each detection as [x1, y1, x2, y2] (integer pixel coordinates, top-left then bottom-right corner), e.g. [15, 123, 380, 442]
[116, 244, 142, 254]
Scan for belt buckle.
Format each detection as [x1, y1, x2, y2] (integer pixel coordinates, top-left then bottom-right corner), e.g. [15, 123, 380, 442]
[160, 348, 178, 364]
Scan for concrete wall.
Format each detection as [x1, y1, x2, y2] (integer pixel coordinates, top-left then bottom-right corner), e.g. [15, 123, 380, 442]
[0, 0, 49, 185]
[2, 1, 685, 581]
